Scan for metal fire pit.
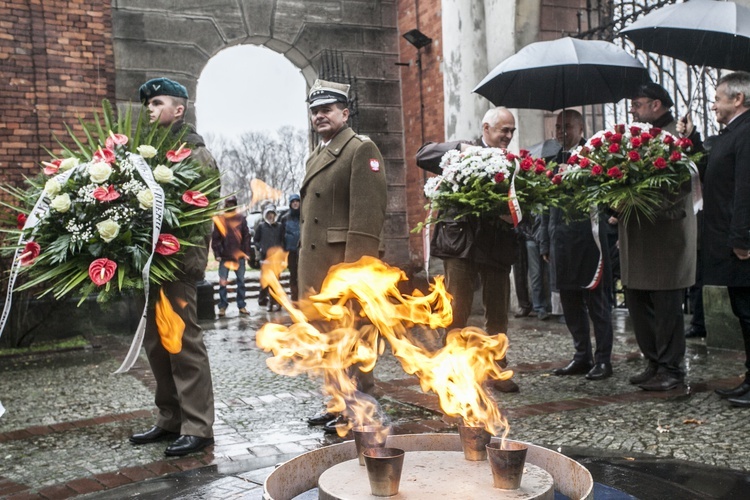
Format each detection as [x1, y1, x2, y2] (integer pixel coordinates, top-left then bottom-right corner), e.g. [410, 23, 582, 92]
[263, 434, 594, 499]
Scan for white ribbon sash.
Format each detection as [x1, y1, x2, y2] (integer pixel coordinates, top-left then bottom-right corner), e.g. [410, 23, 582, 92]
[508, 165, 523, 227]
[583, 205, 604, 290]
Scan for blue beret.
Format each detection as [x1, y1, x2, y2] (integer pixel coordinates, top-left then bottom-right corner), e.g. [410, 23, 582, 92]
[139, 78, 189, 104]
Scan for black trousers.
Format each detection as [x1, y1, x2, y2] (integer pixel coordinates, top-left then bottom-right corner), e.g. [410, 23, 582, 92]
[727, 287, 750, 378]
[559, 285, 613, 365]
[625, 288, 685, 377]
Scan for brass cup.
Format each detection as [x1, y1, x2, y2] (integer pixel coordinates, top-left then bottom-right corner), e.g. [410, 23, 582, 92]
[486, 441, 528, 489]
[458, 424, 492, 461]
[363, 447, 405, 497]
[352, 425, 389, 466]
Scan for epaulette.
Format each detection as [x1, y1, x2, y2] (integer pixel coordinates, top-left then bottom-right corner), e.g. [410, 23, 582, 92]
[355, 134, 371, 142]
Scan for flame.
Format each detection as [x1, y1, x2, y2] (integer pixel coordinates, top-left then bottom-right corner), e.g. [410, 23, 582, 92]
[155, 288, 185, 354]
[250, 178, 283, 207]
[256, 256, 514, 437]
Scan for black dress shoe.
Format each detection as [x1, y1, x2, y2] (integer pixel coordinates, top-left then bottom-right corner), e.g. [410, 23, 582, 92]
[685, 326, 707, 338]
[638, 372, 684, 391]
[322, 415, 349, 435]
[727, 390, 750, 407]
[629, 364, 658, 385]
[514, 307, 532, 318]
[585, 362, 613, 381]
[129, 426, 179, 445]
[307, 411, 338, 426]
[164, 435, 215, 456]
[552, 360, 593, 376]
[715, 381, 750, 399]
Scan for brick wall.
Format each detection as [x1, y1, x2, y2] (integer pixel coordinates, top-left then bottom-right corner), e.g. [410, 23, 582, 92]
[398, 0, 444, 264]
[0, 0, 116, 196]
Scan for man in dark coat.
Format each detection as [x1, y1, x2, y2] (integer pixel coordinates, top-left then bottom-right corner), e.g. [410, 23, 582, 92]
[622, 82, 698, 391]
[129, 77, 216, 456]
[211, 196, 252, 316]
[544, 110, 613, 380]
[701, 72, 750, 407]
[299, 79, 387, 432]
[415, 107, 519, 393]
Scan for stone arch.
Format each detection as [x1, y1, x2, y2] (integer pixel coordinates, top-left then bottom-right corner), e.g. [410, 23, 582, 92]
[112, 1, 408, 265]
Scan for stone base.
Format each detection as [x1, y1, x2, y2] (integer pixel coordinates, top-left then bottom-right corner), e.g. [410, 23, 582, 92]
[703, 285, 744, 350]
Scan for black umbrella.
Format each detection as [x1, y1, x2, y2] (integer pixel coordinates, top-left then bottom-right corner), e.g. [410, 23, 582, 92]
[473, 37, 652, 111]
[620, 0, 750, 71]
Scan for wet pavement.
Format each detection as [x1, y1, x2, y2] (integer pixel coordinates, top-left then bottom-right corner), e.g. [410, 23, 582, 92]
[2, 273, 750, 499]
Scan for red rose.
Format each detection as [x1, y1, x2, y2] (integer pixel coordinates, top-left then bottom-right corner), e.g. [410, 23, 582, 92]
[505, 152, 517, 161]
[545, 170, 554, 178]
[630, 137, 642, 148]
[534, 164, 546, 174]
[591, 164, 604, 176]
[155, 234, 181, 255]
[20, 241, 40, 266]
[494, 172, 506, 183]
[607, 166, 623, 179]
[614, 124, 626, 134]
[182, 190, 209, 207]
[88, 258, 117, 286]
[92, 185, 121, 202]
[567, 154, 580, 165]
[608, 143, 620, 154]
[603, 131, 613, 140]
[17, 213, 27, 229]
[579, 146, 590, 155]
[610, 133, 623, 144]
[662, 134, 674, 145]
[93, 147, 116, 164]
[520, 158, 533, 171]
[579, 157, 591, 168]
[678, 138, 693, 149]
[654, 157, 667, 169]
[640, 133, 653, 144]
[670, 150, 682, 162]
[629, 126, 642, 136]
[628, 151, 641, 162]
[649, 127, 662, 136]
[42, 159, 62, 176]
[519, 149, 530, 158]
[166, 144, 192, 163]
[590, 137, 603, 148]
[552, 174, 562, 185]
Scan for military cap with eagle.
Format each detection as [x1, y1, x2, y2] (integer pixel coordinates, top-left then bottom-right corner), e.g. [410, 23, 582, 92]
[139, 77, 189, 104]
[307, 79, 350, 108]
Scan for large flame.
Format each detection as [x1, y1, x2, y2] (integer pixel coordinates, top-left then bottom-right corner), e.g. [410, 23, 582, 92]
[155, 288, 185, 354]
[256, 256, 513, 437]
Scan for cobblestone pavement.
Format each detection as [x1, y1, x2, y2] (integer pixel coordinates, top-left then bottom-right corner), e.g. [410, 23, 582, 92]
[2, 292, 750, 499]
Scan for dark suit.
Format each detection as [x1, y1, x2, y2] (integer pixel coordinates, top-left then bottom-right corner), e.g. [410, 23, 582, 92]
[703, 109, 750, 377]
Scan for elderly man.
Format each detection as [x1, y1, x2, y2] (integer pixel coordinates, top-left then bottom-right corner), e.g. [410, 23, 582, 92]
[623, 83, 698, 391]
[416, 107, 519, 393]
[701, 72, 750, 407]
[544, 110, 613, 380]
[299, 79, 388, 432]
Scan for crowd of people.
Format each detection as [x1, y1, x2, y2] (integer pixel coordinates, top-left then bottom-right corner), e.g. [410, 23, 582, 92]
[129, 70, 750, 456]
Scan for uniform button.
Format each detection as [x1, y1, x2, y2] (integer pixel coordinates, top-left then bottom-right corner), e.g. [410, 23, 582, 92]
[314, 218, 318, 223]
[311, 244, 316, 249]
[315, 192, 321, 197]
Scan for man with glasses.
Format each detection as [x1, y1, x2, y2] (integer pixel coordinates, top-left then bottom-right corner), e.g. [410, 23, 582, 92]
[620, 83, 700, 391]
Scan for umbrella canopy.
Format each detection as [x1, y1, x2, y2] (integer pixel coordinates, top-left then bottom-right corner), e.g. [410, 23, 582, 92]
[620, 0, 750, 71]
[473, 37, 652, 111]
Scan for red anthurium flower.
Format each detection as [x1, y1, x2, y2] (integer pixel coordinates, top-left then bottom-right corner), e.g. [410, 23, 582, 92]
[166, 143, 192, 162]
[591, 164, 604, 176]
[92, 185, 121, 202]
[42, 159, 62, 175]
[88, 258, 117, 286]
[670, 150, 683, 162]
[654, 157, 668, 169]
[19, 241, 40, 266]
[105, 131, 129, 150]
[93, 147, 116, 164]
[17, 213, 27, 229]
[182, 190, 208, 207]
[628, 151, 641, 162]
[607, 166, 624, 179]
[155, 234, 181, 255]
[493, 172, 505, 183]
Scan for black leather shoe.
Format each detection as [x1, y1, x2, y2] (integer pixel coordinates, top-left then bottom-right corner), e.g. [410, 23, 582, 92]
[322, 415, 349, 435]
[685, 326, 707, 338]
[552, 360, 593, 376]
[307, 411, 338, 426]
[715, 381, 750, 399]
[629, 365, 658, 385]
[514, 307, 532, 318]
[129, 426, 179, 445]
[585, 362, 613, 381]
[638, 372, 684, 391]
[164, 435, 215, 456]
[727, 391, 750, 407]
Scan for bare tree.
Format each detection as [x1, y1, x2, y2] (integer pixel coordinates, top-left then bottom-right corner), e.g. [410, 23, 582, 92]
[205, 127, 309, 209]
